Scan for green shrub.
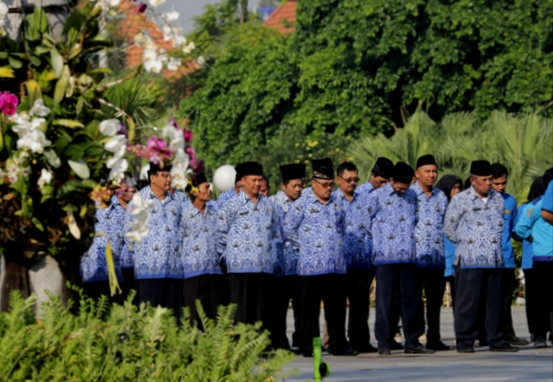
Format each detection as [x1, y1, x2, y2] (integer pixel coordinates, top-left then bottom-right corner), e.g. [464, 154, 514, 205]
[0, 291, 294, 381]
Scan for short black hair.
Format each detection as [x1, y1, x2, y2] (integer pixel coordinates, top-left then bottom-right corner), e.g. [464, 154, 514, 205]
[337, 162, 358, 177]
[491, 163, 508, 179]
[543, 167, 553, 186]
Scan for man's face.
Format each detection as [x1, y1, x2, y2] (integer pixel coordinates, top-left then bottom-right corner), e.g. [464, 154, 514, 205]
[260, 180, 269, 197]
[491, 174, 507, 193]
[312, 178, 334, 201]
[150, 171, 172, 193]
[195, 181, 212, 202]
[470, 175, 493, 196]
[369, 173, 388, 189]
[390, 179, 410, 196]
[337, 169, 359, 196]
[117, 183, 136, 203]
[416, 164, 438, 188]
[242, 175, 263, 197]
[281, 178, 304, 201]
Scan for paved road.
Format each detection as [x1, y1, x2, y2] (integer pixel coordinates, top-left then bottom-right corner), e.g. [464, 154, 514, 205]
[282, 307, 553, 381]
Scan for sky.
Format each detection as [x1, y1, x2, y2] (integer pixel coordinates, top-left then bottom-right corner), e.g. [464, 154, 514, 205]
[155, 0, 263, 34]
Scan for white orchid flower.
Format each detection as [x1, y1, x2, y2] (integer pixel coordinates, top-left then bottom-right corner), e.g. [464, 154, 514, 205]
[37, 169, 53, 189]
[167, 57, 181, 71]
[143, 47, 163, 73]
[148, 0, 166, 7]
[104, 135, 127, 158]
[17, 130, 51, 153]
[164, 11, 179, 22]
[99, 119, 121, 136]
[29, 99, 51, 117]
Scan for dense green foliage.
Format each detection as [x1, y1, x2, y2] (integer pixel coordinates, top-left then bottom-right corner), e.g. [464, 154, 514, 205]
[0, 291, 294, 381]
[180, 0, 553, 186]
[351, 110, 553, 204]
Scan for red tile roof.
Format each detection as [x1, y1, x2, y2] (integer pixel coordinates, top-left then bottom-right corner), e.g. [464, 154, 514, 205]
[263, 0, 297, 35]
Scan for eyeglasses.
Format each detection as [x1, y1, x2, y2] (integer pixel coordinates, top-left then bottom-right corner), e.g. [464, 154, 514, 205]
[313, 179, 335, 189]
[340, 176, 360, 184]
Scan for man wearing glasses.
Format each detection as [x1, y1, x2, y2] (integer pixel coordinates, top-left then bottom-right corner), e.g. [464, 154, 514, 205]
[284, 158, 356, 357]
[333, 162, 377, 353]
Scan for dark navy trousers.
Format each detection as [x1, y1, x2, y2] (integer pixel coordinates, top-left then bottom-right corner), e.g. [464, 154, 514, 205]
[375, 263, 420, 349]
[454, 268, 504, 348]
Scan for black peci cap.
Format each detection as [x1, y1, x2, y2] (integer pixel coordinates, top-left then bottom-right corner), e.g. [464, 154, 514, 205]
[416, 154, 437, 169]
[470, 160, 492, 176]
[312, 158, 334, 180]
[391, 162, 415, 184]
[372, 157, 394, 179]
[280, 163, 306, 183]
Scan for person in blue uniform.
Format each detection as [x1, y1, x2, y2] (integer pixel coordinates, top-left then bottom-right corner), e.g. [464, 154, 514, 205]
[515, 173, 553, 348]
[411, 155, 452, 351]
[369, 162, 434, 355]
[179, 172, 227, 325]
[269, 163, 306, 351]
[490, 163, 528, 346]
[445, 160, 518, 353]
[124, 162, 183, 317]
[513, 176, 547, 347]
[357, 157, 394, 195]
[542, 175, 553, 224]
[435, 174, 463, 309]
[217, 163, 245, 205]
[332, 161, 377, 353]
[284, 158, 356, 357]
[217, 161, 280, 329]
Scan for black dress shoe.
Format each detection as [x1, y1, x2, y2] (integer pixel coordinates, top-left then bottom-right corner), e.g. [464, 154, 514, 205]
[405, 346, 435, 354]
[426, 341, 454, 351]
[505, 336, 529, 346]
[390, 340, 404, 350]
[457, 344, 475, 353]
[534, 337, 547, 348]
[329, 347, 358, 356]
[489, 343, 518, 352]
[378, 348, 391, 355]
[355, 343, 378, 353]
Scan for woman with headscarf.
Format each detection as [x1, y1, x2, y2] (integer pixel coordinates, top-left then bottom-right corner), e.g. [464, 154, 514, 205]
[435, 175, 462, 308]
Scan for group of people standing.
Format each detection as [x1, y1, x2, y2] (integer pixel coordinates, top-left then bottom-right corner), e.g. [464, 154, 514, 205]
[80, 155, 553, 356]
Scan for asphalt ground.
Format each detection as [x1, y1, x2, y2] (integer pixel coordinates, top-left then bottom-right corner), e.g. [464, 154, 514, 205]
[282, 306, 553, 381]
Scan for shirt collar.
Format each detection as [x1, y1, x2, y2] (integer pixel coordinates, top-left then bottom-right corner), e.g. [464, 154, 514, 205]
[143, 185, 174, 203]
[304, 187, 334, 205]
[238, 190, 266, 205]
[411, 182, 439, 198]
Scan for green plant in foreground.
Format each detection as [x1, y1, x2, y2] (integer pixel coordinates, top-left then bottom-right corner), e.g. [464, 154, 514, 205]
[0, 291, 295, 381]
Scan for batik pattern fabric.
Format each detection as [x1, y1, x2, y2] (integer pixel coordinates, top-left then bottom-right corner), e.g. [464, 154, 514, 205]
[270, 190, 299, 276]
[444, 187, 504, 269]
[216, 188, 238, 206]
[411, 183, 448, 269]
[356, 181, 374, 195]
[178, 202, 223, 278]
[332, 189, 372, 269]
[500, 193, 517, 268]
[124, 186, 183, 279]
[368, 183, 418, 266]
[172, 189, 191, 208]
[283, 188, 347, 276]
[217, 191, 280, 274]
[81, 196, 125, 282]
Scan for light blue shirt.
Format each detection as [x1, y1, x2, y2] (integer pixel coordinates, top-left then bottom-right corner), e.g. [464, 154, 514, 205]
[500, 192, 517, 268]
[332, 189, 372, 269]
[356, 181, 375, 195]
[124, 186, 183, 279]
[178, 202, 223, 278]
[542, 182, 553, 213]
[368, 183, 418, 266]
[217, 191, 280, 274]
[411, 183, 448, 269]
[81, 197, 125, 282]
[283, 188, 347, 276]
[515, 196, 553, 262]
[270, 190, 299, 276]
[513, 203, 533, 270]
[217, 188, 239, 206]
[444, 187, 504, 269]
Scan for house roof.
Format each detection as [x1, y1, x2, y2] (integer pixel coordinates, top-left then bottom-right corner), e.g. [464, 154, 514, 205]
[263, 0, 297, 35]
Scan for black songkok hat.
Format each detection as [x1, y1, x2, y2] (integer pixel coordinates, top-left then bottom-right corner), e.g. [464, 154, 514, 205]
[149, 161, 172, 175]
[239, 161, 264, 177]
[280, 163, 306, 183]
[312, 158, 334, 180]
[392, 162, 415, 184]
[416, 154, 437, 169]
[234, 163, 245, 183]
[372, 157, 394, 179]
[191, 172, 208, 187]
[470, 160, 492, 176]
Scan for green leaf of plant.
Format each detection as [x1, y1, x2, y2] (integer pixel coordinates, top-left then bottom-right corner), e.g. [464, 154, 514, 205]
[50, 49, 64, 79]
[0, 67, 15, 78]
[68, 159, 90, 179]
[53, 119, 85, 129]
[29, 55, 41, 67]
[8, 57, 23, 69]
[25, 80, 43, 106]
[33, 6, 49, 33]
[54, 65, 70, 104]
[44, 150, 61, 168]
[31, 217, 45, 231]
[63, 143, 86, 160]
